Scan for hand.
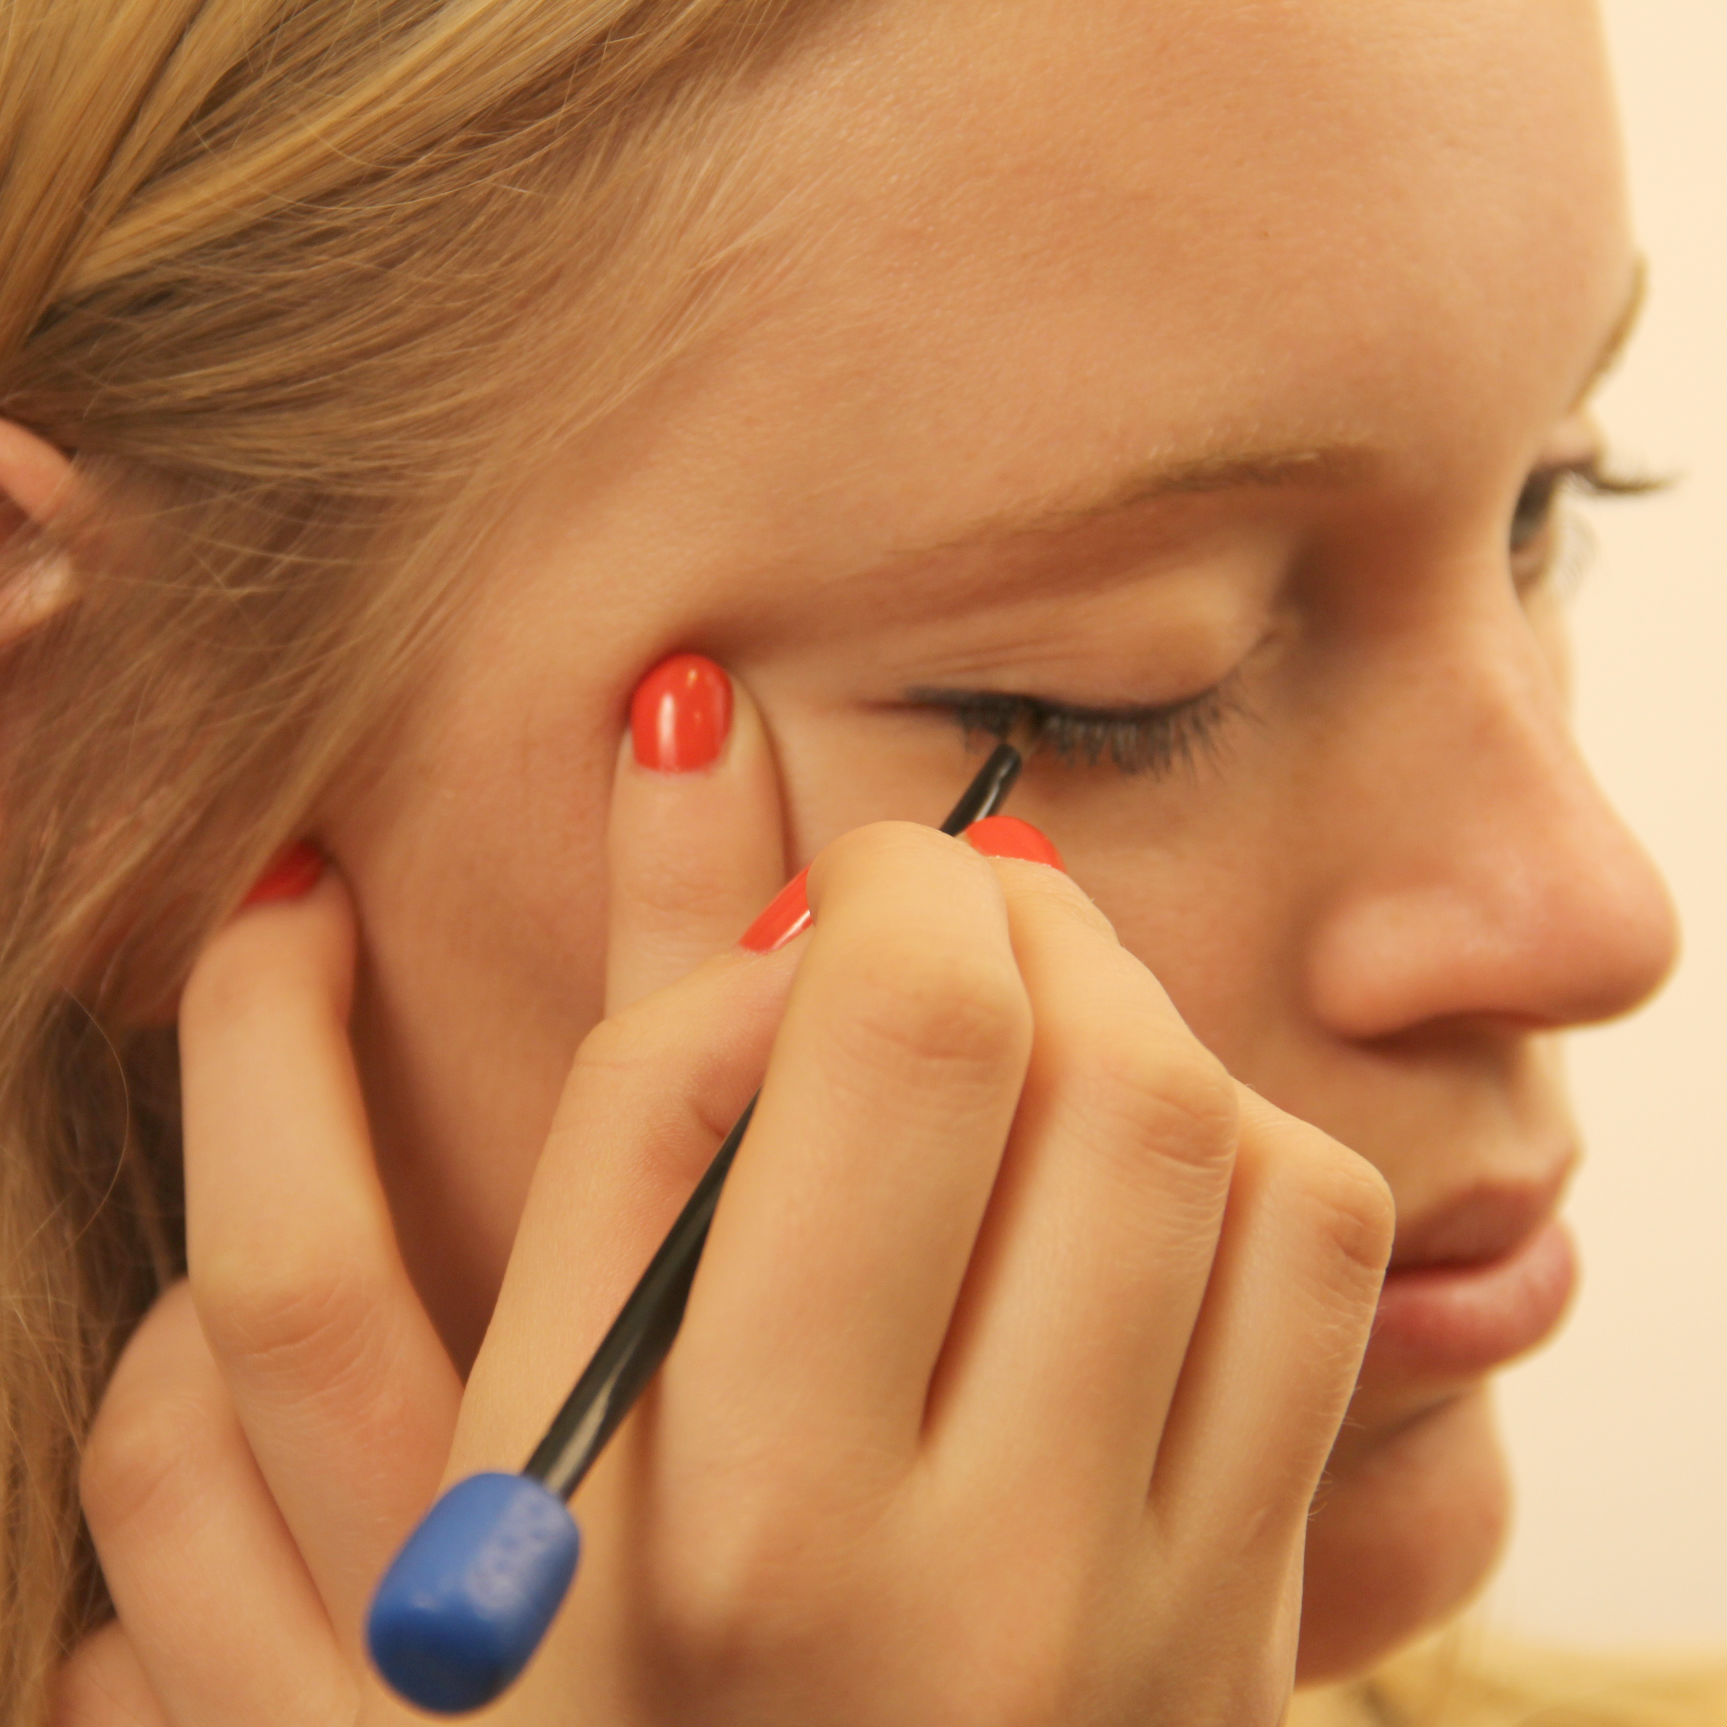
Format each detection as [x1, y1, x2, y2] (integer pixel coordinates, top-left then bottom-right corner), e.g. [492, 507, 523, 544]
[58, 667, 1392, 1726]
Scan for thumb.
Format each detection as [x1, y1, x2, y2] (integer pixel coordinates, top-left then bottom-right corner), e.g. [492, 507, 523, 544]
[605, 653, 790, 1013]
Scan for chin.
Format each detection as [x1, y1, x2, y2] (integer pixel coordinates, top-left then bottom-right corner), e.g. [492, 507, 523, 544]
[1295, 1386, 1512, 1686]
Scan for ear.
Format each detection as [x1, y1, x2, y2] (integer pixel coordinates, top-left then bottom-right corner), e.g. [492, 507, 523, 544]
[0, 420, 79, 646]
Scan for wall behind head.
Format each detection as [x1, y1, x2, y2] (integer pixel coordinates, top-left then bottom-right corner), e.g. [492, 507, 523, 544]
[1486, 0, 1726, 1650]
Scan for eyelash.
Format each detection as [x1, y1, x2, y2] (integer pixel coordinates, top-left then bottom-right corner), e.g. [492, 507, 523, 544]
[912, 451, 1662, 779]
[1509, 451, 1664, 588]
[905, 682, 1240, 777]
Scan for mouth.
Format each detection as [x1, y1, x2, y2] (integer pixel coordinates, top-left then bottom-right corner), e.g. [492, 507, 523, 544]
[1364, 1159, 1579, 1381]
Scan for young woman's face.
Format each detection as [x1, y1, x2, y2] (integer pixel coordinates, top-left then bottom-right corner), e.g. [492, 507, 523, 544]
[326, 0, 1676, 1680]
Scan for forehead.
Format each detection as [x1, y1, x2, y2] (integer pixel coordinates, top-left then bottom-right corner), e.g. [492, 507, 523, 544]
[511, 0, 1633, 655]
[663, 0, 1629, 535]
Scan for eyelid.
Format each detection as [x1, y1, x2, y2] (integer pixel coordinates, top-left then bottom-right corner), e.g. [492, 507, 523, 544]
[1547, 449, 1669, 499]
[903, 680, 1240, 776]
[1511, 445, 1671, 562]
[905, 451, 1667, 769]
[1529, 423, 1670, 498]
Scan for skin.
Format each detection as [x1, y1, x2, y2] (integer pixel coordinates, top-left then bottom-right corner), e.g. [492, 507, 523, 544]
[21, 0, 1679, 1720]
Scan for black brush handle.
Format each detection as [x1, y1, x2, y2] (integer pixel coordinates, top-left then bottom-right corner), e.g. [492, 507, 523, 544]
[526, 741, 1022, 1499]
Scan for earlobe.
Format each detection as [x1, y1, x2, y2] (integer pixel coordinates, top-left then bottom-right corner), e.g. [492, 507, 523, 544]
[0, 419, 79, 646]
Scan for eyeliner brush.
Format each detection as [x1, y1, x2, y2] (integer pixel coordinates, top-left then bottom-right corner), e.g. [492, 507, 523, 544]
[367, 741, 1024, 1715]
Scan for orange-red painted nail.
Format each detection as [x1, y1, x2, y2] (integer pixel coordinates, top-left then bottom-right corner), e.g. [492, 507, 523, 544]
[964, 815, 1065, 872]
[630, 654, 733, 773]
[739, 866, 811, 953]
[242, 841, 324, 906]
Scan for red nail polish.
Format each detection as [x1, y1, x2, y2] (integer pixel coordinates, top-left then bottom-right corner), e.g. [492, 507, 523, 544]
[630, 654, 733, 773]
[242, 841, 324, 906]
[964, 815, 1066, 872]
[739, 866, 811, 953]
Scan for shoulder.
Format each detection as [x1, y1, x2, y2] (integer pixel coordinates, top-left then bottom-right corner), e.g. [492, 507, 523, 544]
[1289, 1629, 1727, 1727]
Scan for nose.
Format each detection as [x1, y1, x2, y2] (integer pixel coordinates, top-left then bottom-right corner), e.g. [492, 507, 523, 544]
[1301, 613, 1680, 1043]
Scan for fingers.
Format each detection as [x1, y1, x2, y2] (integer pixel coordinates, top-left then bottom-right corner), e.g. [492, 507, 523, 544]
[1149, 1087, 1392, 1549]
[78, 1285, 351, 1726]
[923, 856, 1239, 1514]
[606, 655, 789, 1013]
[452, 935, 805, 1466]
[673, 821, 1032, 1459]
[872, 842, 1386, 1608]
[467, 817, 1030, 1493]
[179, 870, 461, 1649]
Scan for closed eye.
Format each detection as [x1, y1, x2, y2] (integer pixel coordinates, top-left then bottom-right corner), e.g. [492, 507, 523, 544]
[903, 681, 1241, 776]
[1510, 450, 1667, 592]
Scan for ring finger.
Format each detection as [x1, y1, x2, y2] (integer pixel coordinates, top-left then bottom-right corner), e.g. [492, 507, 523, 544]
[922, 849, 1239, 1520]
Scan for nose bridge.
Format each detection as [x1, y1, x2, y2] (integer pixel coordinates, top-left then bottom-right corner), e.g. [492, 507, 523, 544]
[1429, 607, 1588, 835]
[1304, 600, 1679, 1038]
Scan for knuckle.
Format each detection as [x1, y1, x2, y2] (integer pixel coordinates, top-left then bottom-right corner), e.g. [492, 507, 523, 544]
[560, 1015, 742, 1188]
[82, 1381, 212, 1541]
[653, 1517, 809, 1677]
[194, 1228, 389, 1394]
[806, 820, 1032, 1088]
[1078, 1029, 1240, 1185]
[570, 1003, 655, 1083]
[652, 1476, 880, 1684]
[824, 922, 1032, 1092]
[573, 952, 744, 1083]
[614, 844, 750, 932]
[570, 1005, 728, 1134]
[1285, 1135, 1396, 1286]
[1313, 1150, 1396, 1281]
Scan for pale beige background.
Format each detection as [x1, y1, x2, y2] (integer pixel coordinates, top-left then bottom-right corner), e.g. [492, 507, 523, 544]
[1483, 0, 1726, 1649]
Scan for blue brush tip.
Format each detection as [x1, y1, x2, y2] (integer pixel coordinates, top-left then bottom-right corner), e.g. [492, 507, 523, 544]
[367, 1472, 580, 1715]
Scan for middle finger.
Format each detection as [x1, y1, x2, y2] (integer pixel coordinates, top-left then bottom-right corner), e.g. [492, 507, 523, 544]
[922, 855, 1238, 1515]
[672, 819, 1033, 1465]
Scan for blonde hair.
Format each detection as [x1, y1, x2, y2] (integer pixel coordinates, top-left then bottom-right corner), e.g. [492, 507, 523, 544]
[0, 1, 839, 1715]
[5, 9, 1717, 1727]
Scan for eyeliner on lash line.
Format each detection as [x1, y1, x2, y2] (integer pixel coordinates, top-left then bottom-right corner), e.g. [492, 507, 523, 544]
[903, 684, 1240, 777]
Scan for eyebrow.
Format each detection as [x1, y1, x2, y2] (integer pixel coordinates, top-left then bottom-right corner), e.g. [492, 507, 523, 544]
[886, 257, 1649, 569]
[905, 442, 1377, 565]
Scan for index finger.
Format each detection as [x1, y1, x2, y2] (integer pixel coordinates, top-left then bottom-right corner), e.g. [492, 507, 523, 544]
[605, 657, 788, 1014]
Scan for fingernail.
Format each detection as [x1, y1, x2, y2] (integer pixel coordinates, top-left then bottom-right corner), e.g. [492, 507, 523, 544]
[964, 815, 1066, 872]
[630, 654, 733, 773]
[739, 866, 811, 953]
[242, 841, 325, 906]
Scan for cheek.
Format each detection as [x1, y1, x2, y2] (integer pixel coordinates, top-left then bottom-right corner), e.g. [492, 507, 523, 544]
[1017, 784, 1292, 1068]
[1296, 1388, 1511, 1684]
[328, 616, 627, 1360]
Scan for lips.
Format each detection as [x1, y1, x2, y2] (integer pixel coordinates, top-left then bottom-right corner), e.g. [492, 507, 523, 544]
[1364, 1163, 1579, 1381]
